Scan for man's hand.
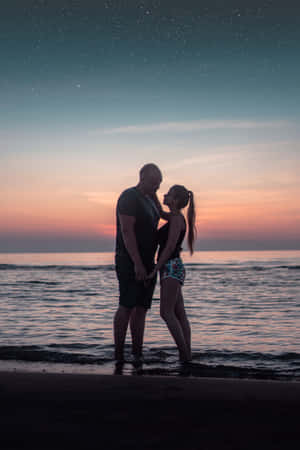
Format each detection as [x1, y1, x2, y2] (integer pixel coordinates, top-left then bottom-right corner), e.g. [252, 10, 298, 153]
[134, 262, 147, 281]
[147, 267, 158, 280]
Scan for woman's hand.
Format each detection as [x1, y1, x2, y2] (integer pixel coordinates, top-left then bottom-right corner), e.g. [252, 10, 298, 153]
[147, 268, 158, 279]
[134, 262, 147, 281]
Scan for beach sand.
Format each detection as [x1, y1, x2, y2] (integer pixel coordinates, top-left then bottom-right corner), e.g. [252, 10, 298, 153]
[1, 371, 299, 449]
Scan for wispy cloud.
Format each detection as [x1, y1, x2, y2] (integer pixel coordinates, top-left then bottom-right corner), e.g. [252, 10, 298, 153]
[164, 140, 300, 170]
[98, 120, 293, 135]
[83, 192, 119, 206]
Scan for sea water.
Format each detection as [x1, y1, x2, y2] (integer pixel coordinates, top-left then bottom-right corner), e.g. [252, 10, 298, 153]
[0, 251, 299, 380]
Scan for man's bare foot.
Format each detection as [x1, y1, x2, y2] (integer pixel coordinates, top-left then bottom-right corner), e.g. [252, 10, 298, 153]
[131, 354, 144, 367]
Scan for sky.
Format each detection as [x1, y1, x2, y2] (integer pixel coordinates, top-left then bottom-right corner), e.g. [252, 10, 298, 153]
[1, 0, 300, 252]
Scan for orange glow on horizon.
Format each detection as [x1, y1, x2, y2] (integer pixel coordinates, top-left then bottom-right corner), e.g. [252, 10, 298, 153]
[1, 185, 299, 242]
[1, 204, 299, 241]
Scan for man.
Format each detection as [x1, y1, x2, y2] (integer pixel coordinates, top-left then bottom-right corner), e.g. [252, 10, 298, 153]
[114, 163, 162, 363]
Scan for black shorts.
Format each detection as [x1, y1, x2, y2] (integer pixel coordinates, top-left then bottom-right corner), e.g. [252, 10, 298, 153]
[115, 255, 157, 309]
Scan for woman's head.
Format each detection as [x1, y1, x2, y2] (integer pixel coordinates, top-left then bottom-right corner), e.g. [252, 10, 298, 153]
[164, 185, 196, 254]
[165, 185, 190, 210]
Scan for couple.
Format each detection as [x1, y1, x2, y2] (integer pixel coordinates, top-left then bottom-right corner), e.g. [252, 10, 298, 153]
[113, 163, 196, 365]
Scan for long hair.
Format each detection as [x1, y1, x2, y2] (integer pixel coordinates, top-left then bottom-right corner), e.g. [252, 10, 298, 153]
[171, 185, 196, 254]
[186, 190, 196, 254]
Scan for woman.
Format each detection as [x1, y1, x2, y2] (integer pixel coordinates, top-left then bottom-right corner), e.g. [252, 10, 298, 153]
[149, 185, 196, 363]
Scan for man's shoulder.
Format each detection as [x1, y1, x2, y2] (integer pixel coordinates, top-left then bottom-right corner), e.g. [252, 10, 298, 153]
[118, 187, 137, 203]
[117, 187, 139, 215]
[120, 186, 136, 197]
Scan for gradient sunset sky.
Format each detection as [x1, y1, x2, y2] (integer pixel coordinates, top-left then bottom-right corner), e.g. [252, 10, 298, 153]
[1, 0, 299, 252]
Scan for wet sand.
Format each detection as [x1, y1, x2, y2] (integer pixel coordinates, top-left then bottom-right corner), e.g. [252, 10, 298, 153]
[0, 371, 299, 449]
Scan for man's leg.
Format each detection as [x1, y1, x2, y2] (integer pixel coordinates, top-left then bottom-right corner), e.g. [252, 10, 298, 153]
[113, 305, 131, 361]
[130, 306, 147, 358]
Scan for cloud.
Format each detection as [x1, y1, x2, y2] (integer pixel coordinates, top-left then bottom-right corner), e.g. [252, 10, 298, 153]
[164, 140, 300, 170]
[83, 192, 119, 206]
[98, 119, 293, 135]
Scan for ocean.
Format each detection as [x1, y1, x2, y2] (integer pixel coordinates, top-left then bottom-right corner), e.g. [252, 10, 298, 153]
[0, 250, 299, 380]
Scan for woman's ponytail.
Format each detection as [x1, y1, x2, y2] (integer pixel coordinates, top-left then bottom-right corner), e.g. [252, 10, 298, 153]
[187, 191, 196, 254]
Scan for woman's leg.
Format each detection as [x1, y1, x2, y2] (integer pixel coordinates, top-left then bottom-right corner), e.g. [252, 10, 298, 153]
[160, 278, 190, 361]
[175, 290, 192, 360]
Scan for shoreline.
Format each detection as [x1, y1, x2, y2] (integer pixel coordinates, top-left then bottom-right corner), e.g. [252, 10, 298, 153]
[1, 358, 299, 382]
[1, 370, 299, 449]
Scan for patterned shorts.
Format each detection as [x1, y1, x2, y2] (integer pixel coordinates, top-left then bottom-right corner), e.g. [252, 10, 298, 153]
[160, 257, 185, 285]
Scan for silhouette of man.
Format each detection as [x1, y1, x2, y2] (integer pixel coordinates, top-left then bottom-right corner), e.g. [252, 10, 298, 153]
[114, 163, 162, 362]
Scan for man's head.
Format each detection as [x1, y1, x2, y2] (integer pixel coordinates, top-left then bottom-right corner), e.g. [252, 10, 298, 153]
[139, 163, 162, 195]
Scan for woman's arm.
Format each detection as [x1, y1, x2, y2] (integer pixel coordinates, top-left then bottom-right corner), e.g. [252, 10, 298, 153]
[154, 215, 182, 272]
[151, 193, 171, 221]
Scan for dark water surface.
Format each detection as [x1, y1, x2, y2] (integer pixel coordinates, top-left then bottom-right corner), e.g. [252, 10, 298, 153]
[0, 251, 299, 380]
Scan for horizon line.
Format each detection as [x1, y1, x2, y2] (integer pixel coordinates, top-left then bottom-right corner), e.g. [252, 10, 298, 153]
[1, 248, 300, 254]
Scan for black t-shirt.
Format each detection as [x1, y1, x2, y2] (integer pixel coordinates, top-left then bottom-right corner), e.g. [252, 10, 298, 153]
[115, 187, 160, 269]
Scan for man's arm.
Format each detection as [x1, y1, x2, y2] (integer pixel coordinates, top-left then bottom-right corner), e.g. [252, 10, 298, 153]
[119, 214, 147, 281]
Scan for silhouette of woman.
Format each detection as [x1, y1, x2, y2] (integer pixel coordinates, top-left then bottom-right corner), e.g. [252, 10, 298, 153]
[149, 185, 196, 362]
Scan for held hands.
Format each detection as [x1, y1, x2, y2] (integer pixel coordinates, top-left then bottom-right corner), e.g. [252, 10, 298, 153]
[147, 267, 158, 280]
[134, 262, 148, 281]
[134, 262, 158, 282]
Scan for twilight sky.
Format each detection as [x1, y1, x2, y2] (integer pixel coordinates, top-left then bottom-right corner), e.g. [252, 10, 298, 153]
[1, 0, 300, 252]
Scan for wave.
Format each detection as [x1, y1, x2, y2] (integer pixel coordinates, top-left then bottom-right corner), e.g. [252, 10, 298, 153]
[145, 347, 300, 364]
[0, 264, 115, 271]
[192, 349, 300, 362]
[185, 264, 300, 271]
[2, 263, 300, 273]
[0, 345, 111, 365]
[281, 265, 300, 270]
[21, 280, 61, 286]
[0, 345, 299, 380]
